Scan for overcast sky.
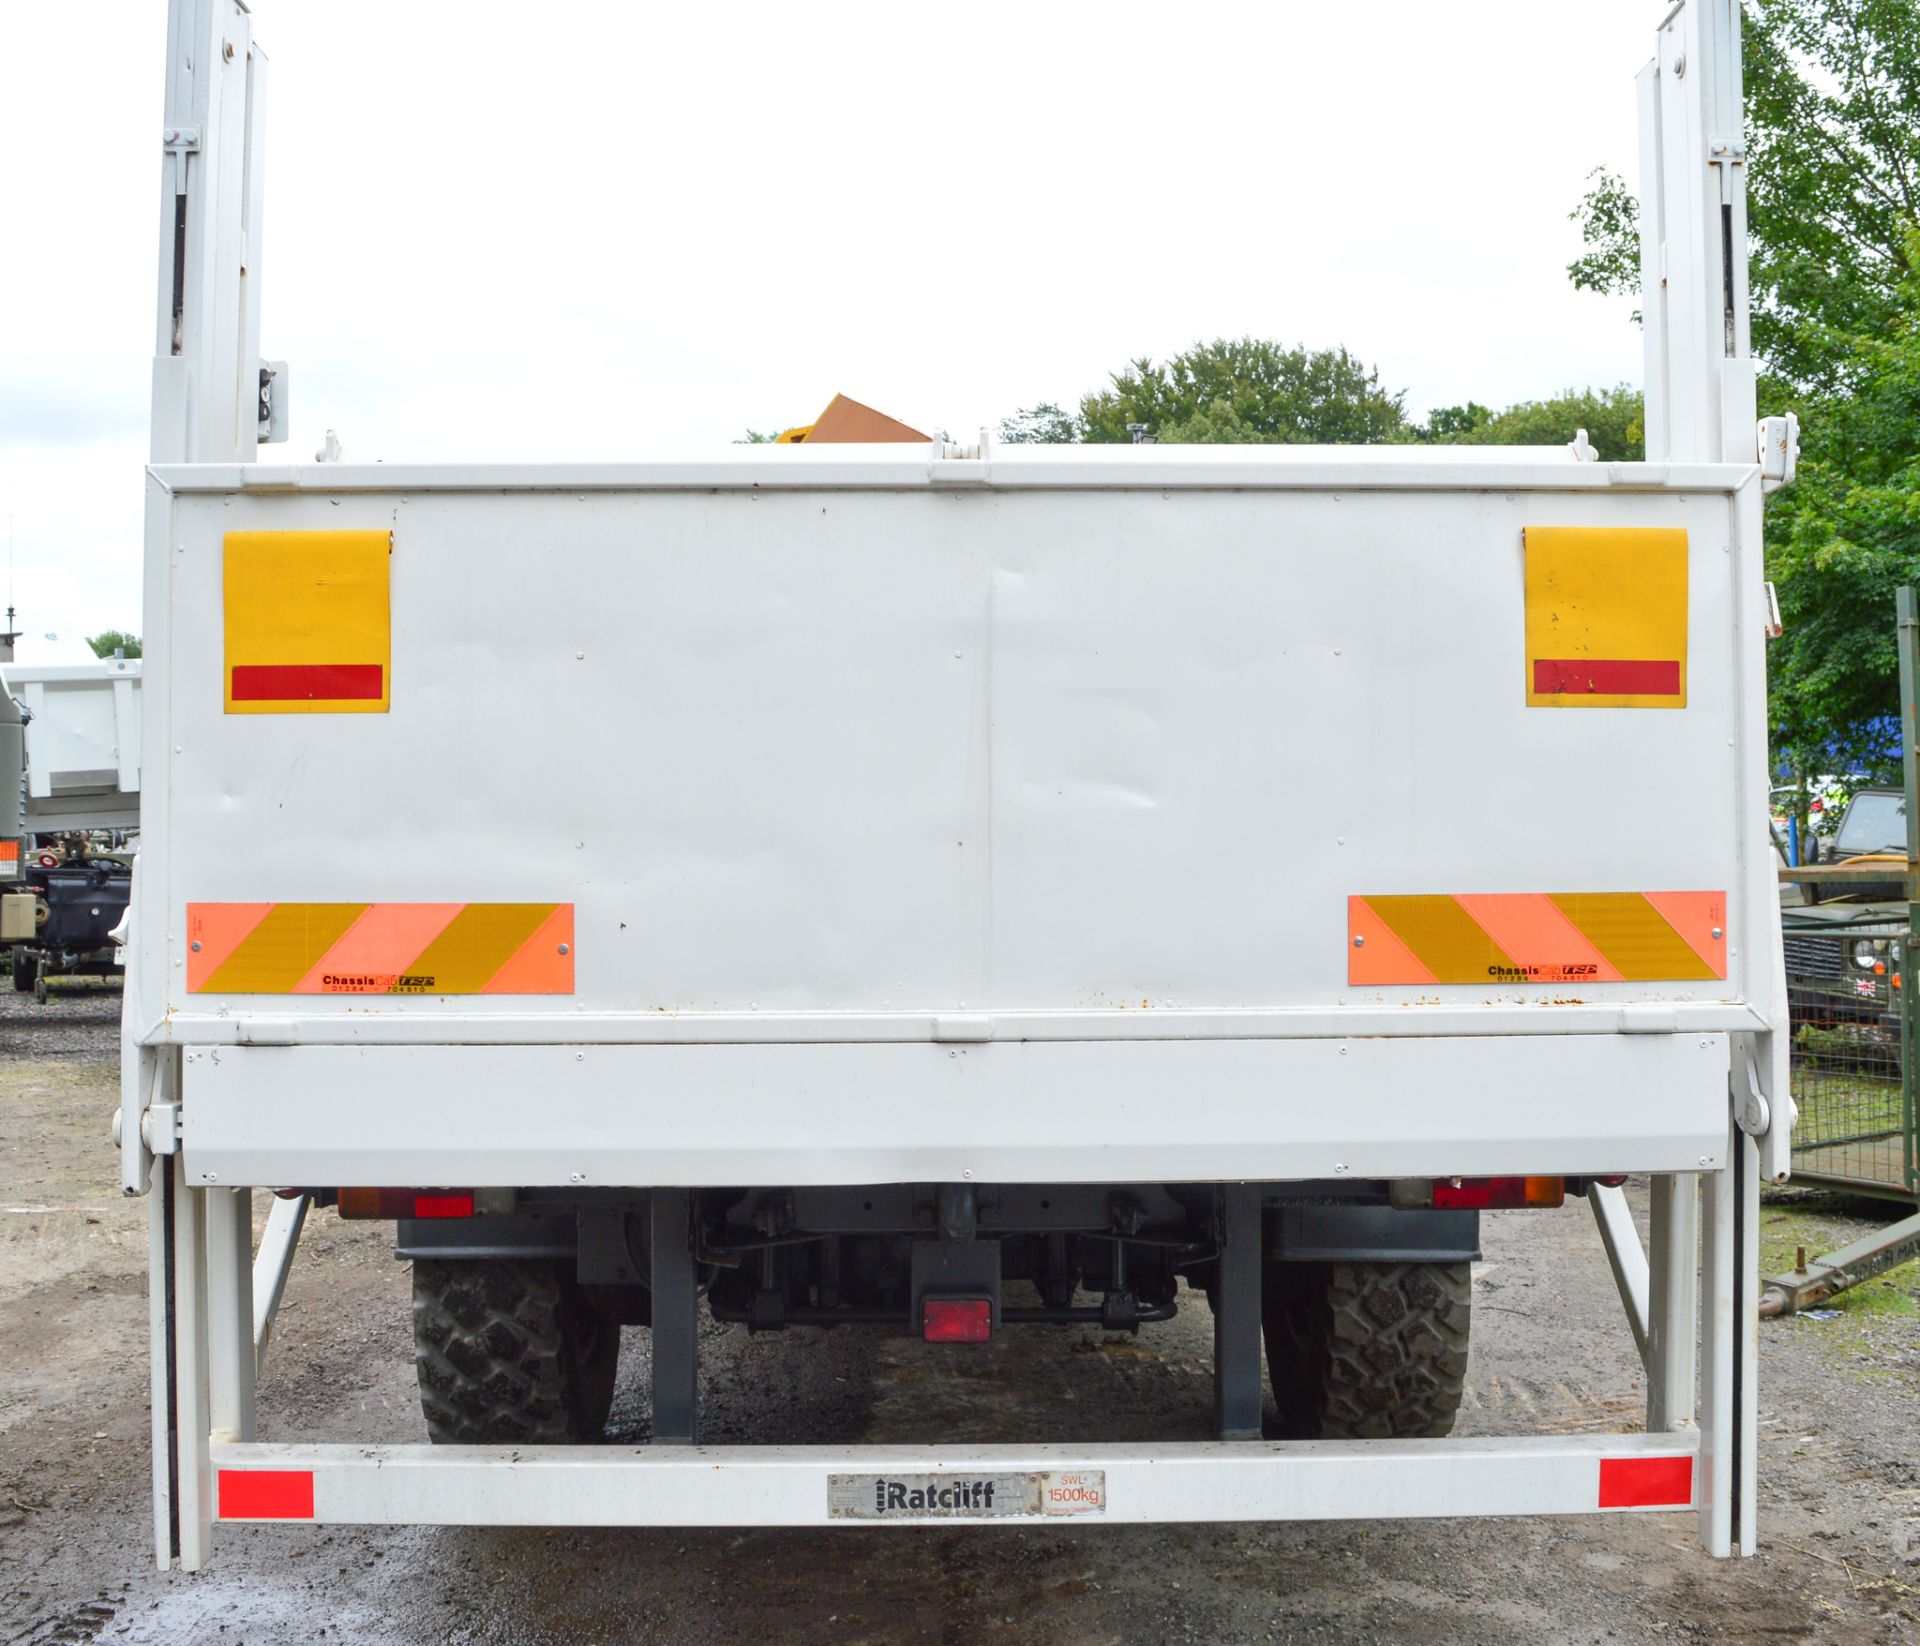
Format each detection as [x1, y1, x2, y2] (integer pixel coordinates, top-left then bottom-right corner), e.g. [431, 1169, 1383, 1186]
[0, 0, 1662, 654]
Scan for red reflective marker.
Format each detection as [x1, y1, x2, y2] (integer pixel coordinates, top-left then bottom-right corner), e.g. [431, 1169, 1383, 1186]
[921, 1297, 993, 1343]
[217, 1468, 315, 1520]
[1598, 1454, 1693, 1509]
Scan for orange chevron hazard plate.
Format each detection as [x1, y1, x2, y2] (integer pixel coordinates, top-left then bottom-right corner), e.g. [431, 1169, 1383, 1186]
[186, 903, 572, 994]
[1349, 893, 1725, 985]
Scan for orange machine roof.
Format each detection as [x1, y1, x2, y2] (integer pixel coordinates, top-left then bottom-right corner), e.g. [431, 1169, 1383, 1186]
[778, 394, 928, 445]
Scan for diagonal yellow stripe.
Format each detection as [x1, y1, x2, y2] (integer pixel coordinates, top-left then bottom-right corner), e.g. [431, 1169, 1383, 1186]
[1548, 893, 1717, 981]
[397, 903, 558, 994]
[1364, 896, 1516, 983]
[203, 903, 369, 994]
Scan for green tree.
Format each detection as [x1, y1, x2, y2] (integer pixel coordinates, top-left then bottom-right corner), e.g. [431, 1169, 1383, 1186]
[996, 402, 1082, 444]
[86, 630, 141, 658]
[1764, 228, 1920, 779]
[1420, 386, 1645, 461]
[1078, 339, 1409, 445]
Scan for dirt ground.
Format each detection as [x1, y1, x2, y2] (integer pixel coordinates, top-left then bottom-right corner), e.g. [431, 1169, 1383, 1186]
[3, 989, 1917, 1646]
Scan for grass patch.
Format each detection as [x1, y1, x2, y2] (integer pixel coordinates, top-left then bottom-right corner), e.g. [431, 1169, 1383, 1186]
[1760, 1190, 1920, 1378]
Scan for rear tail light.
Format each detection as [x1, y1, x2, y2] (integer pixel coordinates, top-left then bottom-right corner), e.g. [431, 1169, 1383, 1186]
[921, 1297, 994, 1343]
[1429, 1176, 1565, 1210]
[337, 1188, 475, 1219]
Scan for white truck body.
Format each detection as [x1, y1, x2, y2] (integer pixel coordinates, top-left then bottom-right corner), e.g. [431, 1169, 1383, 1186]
[127, 0, 1790, 1569]
[141, 449, 1766, 1194]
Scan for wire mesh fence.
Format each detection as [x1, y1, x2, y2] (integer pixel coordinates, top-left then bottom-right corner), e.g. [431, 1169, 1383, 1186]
[1784, 920, 1918, 1200]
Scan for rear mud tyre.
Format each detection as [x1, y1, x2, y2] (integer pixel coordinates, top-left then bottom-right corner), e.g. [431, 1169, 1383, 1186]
[1262, 1260, 1470, 1440]
[12, 948, 37, 993]
[412, 1257, 621, 1444]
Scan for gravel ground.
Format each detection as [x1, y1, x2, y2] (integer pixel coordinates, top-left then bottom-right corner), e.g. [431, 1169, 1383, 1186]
[2, 990, 1917, 1645]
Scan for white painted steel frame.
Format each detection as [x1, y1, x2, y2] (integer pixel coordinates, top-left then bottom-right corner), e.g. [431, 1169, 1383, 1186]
[147, 1149, 1757, 1566]
[207, 1434, 1699, 1529]
[176, 1035, 1737, 1190]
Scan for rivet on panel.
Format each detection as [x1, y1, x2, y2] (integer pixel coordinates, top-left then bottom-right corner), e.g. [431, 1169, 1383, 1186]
[1352, 936, 1365, 948]
[558, 943, 570, 956]
[1711, 926, 1723, 939]
[191, 941, 203, 952]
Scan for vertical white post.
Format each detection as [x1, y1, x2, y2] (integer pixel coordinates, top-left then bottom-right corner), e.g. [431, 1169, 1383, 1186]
[1636, 57, 1670, 461]
[206, 1188, 257, 1444]
[172, 1181, 214, 1571]
[145, 1164, 174, 1569]
[1646, 1172, 1700, 1432]
[1639, 0, 1753, 466]
[152, 0, 267, 466]
[1697, 1131, 1759, 1556]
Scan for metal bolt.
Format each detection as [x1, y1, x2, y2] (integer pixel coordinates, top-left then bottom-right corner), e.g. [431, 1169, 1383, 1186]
[1352, 935, 1365, 948]
[570, 1172, 585, 1184]
[1711, 926, 1723, 939]
[575, 1052, 584, 1062]
[557, 943, 570, 956]
[962, 1169, 972, 1180]
[1336, 836, 1346, 846]
[1333, 1163, 1347, 1174]
[191, 940, 202, 952]
[575, 651, 585, 661]
[204, 1171, 218, 1182]
[1699, 1156, 1712, 1166]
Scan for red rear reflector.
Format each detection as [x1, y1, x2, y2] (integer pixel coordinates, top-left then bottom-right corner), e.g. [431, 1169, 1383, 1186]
[1532, 658, 1681, 696]
[413, 1193, 475, 1218]
[1431, 1176, 1565, 1210]
[921, 1297, 993, 1343]
[218, 1468, 315, 1520]
[230, 662, 384, 702]
[338, 1188, 474, 1219]
[1598, 1454, 1693, 1509]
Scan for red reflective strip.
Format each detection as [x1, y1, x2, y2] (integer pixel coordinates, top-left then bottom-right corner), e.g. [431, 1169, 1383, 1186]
[218, 1468, 315, 1520]
[413, 1193, 474, 1218]
[230, 663, 383, 702]
[1598, 1454, 1693, 1509]
[1533, 659, 1681, 696]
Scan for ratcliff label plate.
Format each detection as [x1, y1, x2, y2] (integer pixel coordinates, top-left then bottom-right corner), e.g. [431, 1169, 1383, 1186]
[827, 1470, 1106, 1521]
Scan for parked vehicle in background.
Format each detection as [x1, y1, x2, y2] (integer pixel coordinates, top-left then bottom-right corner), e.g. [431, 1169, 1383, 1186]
[1778, 788, 1910, 1030]
[0, 660, 140, 997]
